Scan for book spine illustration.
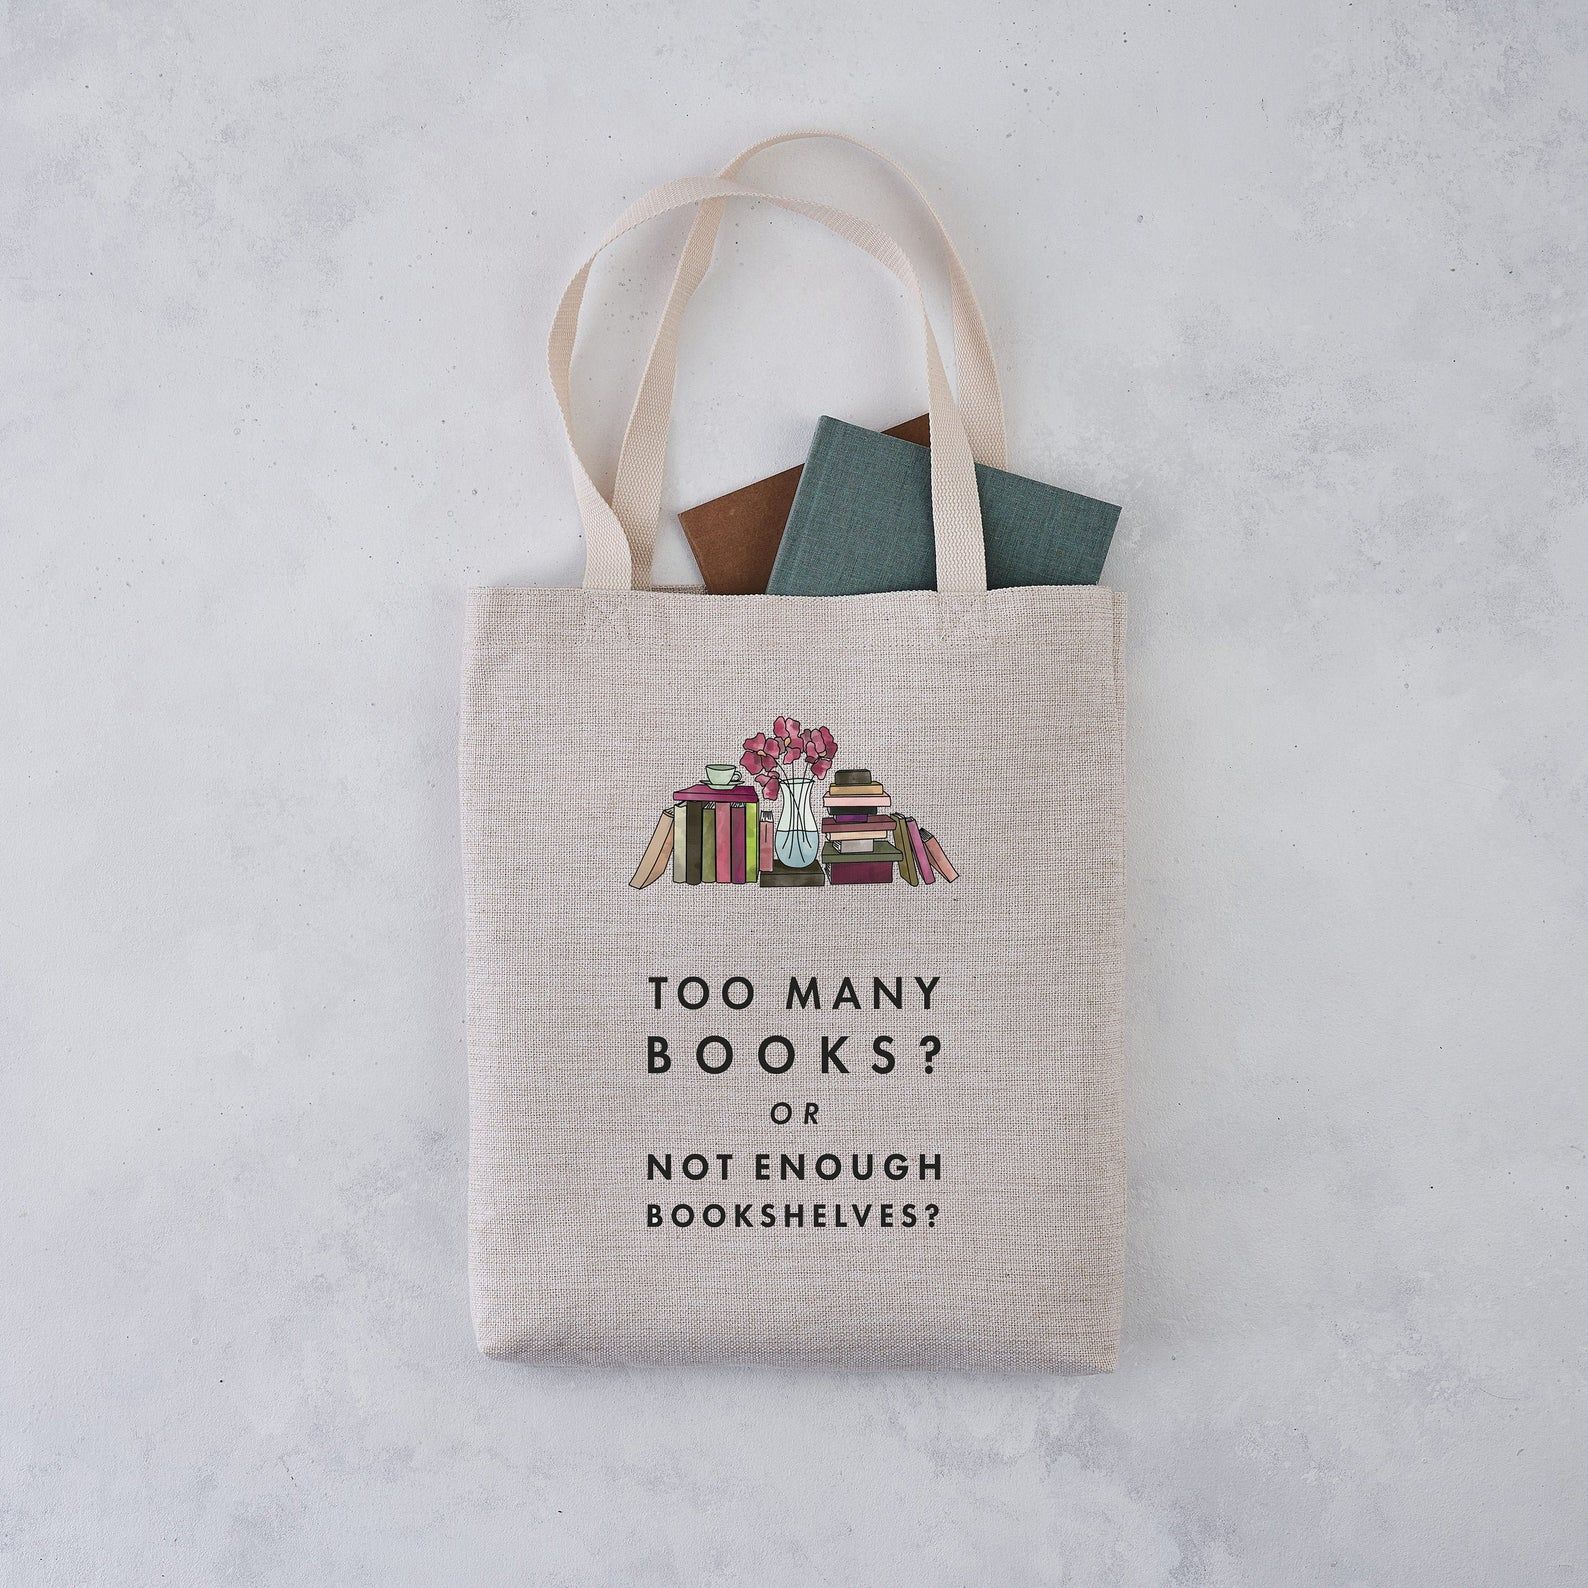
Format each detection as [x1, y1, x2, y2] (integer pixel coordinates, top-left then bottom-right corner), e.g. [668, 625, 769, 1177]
[759, 810, 773, 872]
[685, 802, 704, 885]
[746, 804, 759, 881]
[701, 805, 717, 884]
[673, 785, 760, 804]
[829, 861, 893, 885]
[922, 831, 958, 883]
[673, 805, 688, 883]
[715, 803, 731, 883]
[893, 814, 919, 885]
[905, 817, 936, 884]
[730, 804, 746, 883]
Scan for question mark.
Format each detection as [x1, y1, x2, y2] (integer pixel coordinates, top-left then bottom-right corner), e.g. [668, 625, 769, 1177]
[919, 1035, 941, 1075]
[924, 1204, 940, 1228]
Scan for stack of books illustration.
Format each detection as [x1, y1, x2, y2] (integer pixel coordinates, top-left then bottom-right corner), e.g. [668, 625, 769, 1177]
[818, 768, 958, 887]
[628, 779, 761, 888]
[628, 762, 960, 891]
[820, 769, 905, 886]
[674, 779, 760, 885]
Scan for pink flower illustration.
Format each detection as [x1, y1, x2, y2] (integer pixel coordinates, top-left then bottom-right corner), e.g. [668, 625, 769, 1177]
[740, 718, 838, 803]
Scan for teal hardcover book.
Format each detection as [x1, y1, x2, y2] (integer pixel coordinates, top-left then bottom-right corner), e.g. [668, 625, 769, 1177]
[766, 416, 1120, 595]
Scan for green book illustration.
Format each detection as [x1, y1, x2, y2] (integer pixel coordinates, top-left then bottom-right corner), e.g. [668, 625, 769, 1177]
[699, 804, 717, 884]
[819, 841, 905, 865]
[672, 805, 688, 884]
[893, 814, 919, 886]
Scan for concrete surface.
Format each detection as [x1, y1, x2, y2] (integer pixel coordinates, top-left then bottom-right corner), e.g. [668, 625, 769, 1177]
[3, 0, 1585, 1582]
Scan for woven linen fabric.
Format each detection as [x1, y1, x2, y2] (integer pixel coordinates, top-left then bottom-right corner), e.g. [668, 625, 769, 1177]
[460, 584, 1126, 1371]
[768, 417, 1121, 597]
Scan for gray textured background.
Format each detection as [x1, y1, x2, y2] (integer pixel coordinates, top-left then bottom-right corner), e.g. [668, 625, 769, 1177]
[3, 0, 1585, 1582]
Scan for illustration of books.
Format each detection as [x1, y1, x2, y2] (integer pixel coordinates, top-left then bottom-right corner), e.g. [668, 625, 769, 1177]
[637, 781, 761, 888]
[633, 752, 959, 892]
[820, 770, 903, 886]
[900, 814, 936, 884]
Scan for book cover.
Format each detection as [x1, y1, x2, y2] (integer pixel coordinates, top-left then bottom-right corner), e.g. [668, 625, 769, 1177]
[768, 416, 1120, 596]
[922, 830, 959, 883]
[893, 814, 920, 886]
[678, 416, 929, 595]
[629, 809, 675, 889]
[904, 816, 936, 884]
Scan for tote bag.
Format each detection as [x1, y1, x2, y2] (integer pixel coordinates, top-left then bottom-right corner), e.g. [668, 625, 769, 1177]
[460, 136, 1126, 1372]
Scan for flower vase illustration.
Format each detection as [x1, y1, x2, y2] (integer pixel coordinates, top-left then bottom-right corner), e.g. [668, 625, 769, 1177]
[741, 717, 835, 886]
[771, 771, 820, 869]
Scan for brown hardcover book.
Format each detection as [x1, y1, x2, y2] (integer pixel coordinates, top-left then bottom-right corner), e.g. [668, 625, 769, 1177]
[679, 415, 929, 594]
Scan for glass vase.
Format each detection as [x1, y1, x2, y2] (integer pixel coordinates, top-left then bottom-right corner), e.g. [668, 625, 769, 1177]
[773, 772, 821, 869]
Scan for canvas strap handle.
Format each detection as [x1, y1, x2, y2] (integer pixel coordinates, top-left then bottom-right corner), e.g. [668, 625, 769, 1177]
[609, 131, 1008, 576]
[551, 174, 989, 594]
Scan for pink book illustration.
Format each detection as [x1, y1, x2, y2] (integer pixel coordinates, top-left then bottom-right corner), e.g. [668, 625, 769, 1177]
[905, 817, 936, 884]
[673, 782, 758, 804]
[922, 830, 958, 883]
[730, 804, 747, 884]
[714, 802, 732, 883]
[829, 861, 893, 885]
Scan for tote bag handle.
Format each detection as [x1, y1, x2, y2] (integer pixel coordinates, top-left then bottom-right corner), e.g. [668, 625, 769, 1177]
[608, 132, 1007, 575]
[550, 174, 988, 595]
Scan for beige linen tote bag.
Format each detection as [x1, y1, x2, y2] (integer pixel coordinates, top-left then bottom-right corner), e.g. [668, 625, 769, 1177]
[461, 135, 1125, 1372]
